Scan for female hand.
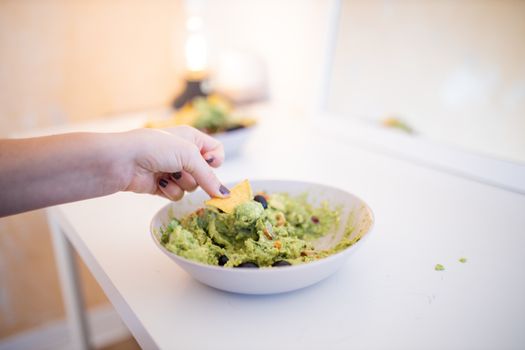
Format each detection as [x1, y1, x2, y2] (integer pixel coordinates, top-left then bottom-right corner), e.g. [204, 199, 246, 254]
[0, 125, 228, 217]
[122, 126, 229, 200]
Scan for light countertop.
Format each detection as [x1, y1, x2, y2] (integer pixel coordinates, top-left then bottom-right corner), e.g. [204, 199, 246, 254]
[40, 107, 525, 349]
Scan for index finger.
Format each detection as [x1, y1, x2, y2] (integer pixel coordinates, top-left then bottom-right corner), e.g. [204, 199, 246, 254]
[165, 126, 225, 167]
[181, 145, 229, 198]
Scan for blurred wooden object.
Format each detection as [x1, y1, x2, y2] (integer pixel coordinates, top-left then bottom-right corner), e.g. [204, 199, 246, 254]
[0, 210, 108, 338]
[0, 0, 186, 137]
[100, 337, 140, 350]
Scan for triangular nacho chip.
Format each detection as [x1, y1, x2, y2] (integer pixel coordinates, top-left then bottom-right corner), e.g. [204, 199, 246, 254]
[205, 179, 253, 214]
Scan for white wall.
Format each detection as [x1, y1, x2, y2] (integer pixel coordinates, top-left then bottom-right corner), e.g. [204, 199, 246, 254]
[200, 0, 334, 114]
[327, 0, 525, 163]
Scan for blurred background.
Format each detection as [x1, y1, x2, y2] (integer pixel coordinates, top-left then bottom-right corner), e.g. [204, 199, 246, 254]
[1, 0, 523, 349]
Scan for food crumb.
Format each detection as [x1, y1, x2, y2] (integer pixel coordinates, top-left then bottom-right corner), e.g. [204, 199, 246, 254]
[459, 257, 467, 263]
[434, 264, 445, 271]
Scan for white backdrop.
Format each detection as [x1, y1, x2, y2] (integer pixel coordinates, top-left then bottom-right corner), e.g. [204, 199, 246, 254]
[327, 0, 525, 164]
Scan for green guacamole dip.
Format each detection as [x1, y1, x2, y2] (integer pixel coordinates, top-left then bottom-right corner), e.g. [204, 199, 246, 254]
[160, 193, 347, 268]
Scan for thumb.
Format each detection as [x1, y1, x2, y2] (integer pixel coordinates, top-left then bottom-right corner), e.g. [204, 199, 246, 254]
[181, 144, 230, 198]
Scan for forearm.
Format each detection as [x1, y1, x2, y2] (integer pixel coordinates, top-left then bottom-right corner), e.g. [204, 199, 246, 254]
[0, 132, 132, 217]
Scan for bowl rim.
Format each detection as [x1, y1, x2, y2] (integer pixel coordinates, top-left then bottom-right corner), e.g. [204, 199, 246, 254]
[210, 123, 255, 137]
[150, 179, 375, 273]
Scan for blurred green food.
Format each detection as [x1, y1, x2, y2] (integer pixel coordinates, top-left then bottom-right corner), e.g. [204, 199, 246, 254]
[192, 97, 230, 133]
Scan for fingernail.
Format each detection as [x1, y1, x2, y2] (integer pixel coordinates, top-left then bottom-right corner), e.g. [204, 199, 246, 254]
[171, 172, 182, 180]
[206, 157, 214, 164]
[219, 185, 230, 195]
[159, 179, 168, 188]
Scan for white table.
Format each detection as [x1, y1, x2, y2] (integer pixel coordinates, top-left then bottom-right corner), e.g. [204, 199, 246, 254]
[42, 109, 525, 349]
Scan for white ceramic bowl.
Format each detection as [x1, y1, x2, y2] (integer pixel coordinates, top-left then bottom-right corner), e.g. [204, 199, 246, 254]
[150, 180, 374, 294]
[212, 126, 254, 158]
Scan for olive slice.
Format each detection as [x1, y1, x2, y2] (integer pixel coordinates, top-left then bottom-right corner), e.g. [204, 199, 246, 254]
[253, 195, 268, 209]
[272, 260, 291, 267]
[218, 255, 229, 266]
[235, 262, 259, 268]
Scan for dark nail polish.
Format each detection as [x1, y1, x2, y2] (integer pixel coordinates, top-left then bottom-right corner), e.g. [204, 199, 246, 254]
[159, 179, 168, 188]
[172, 172, 182, 180]
[206, 157, 214, 164]
[219, 185, 230, 195]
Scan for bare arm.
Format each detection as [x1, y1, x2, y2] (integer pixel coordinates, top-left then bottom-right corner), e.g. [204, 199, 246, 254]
[0, 127, 227, 217]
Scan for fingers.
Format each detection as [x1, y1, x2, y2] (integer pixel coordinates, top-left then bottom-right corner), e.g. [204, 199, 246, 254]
[151, 128, 228, 199]
[166, 126, 225, 168]
[181, 146, 229, 198]
[196, 132, 225, 168]
[157, 176, 184, 201]
[201, 148, 224, 169]
[170, 170, 198, 192]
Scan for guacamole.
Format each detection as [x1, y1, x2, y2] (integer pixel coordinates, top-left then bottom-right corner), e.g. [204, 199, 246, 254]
[160, 193, 346, 268]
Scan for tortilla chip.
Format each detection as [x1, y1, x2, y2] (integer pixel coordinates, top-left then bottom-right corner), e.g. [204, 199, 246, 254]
[205, 179, 253, 214]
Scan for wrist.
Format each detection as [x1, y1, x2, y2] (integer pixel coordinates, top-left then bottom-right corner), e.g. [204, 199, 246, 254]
[103, 131, 139, 193]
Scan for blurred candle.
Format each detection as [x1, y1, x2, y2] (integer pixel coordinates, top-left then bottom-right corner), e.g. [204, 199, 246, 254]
[184, 15, 208, 74]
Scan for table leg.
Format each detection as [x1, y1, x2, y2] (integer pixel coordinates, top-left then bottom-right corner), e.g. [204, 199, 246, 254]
[47, 210, 92, 350]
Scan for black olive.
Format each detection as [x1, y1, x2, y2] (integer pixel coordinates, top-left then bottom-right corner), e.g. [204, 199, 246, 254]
[218, 255, 229, 266]
[235, 262, 259, 268]
[272, 260, 291, 267]
[311, 216, 320, 224]
[211, 240, 226, 249]
[253, 195, 268, 209]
